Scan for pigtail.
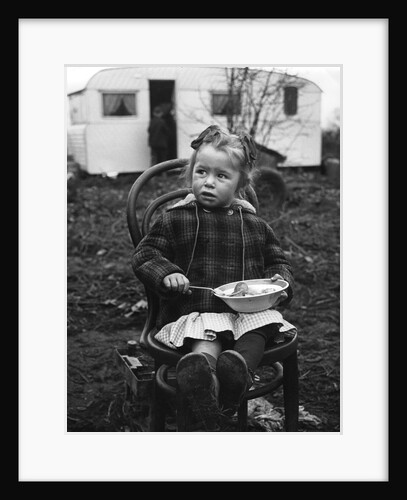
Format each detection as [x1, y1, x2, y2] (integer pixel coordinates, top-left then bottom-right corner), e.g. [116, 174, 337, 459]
[238, 132, 257, 168]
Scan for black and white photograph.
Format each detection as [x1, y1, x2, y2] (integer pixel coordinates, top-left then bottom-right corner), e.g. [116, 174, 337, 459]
[19, 19, 388, 482]
[66, 64, 341, 433]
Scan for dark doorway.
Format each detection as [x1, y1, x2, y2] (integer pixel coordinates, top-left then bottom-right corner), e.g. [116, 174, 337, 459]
[149, 80, 177, 159]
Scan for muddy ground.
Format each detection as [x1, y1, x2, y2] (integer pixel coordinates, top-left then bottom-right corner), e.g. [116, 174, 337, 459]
[67, 165, 340, 432]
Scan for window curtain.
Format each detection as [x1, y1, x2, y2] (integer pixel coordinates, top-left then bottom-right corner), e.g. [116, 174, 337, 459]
[103, 94, 136, 116]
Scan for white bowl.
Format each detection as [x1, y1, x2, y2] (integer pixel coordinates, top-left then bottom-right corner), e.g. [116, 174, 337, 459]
[213, 278, 289, 313]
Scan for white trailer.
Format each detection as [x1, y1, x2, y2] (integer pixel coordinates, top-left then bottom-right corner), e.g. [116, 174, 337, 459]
[67, 66, 322, 174]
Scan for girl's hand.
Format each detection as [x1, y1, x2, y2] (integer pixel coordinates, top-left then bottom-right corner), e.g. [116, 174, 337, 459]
[162, 273, 192, 294]
[274, 291, 288, 307]
[270, 274, 287, 306]
[270, 274, 284, 282]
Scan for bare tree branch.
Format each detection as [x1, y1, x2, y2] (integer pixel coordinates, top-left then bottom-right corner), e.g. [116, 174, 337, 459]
[182, 67, 319, 164]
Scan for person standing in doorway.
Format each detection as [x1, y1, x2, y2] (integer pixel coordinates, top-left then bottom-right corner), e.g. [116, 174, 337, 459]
[161, 102, 177, 160]
[148, 105, 171, 166]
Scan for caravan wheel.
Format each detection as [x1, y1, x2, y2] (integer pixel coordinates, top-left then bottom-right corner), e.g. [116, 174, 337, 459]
[255, 166, 287, 212]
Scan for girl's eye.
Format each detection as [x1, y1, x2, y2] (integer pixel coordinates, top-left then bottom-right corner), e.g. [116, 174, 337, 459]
[218, 173, 227, 179]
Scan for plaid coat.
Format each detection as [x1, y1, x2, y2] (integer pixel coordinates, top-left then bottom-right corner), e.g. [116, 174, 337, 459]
[131, 195, 294, 329]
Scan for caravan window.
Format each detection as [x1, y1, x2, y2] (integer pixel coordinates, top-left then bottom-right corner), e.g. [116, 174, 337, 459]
[211, 92, 241, 115]
[102, 93, 137, 117]
[284, 87, 298, 116]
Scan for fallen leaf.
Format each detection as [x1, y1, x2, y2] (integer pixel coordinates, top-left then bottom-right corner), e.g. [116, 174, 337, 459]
[103, 299, 119, 306]
[131, 299, 148, 311]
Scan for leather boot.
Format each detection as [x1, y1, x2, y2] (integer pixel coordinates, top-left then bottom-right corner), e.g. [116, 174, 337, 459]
[216, 350, 253, 417]
[176, 352, 220, 431]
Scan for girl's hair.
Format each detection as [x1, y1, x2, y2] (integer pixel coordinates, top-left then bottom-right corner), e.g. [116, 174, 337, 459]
[182, 125, 258, 198]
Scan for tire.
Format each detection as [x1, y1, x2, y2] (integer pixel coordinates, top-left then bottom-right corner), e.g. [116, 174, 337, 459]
[255, 166, 287, 211]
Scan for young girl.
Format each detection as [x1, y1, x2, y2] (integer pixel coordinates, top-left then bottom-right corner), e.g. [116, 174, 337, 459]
[132, 125, 296, 430]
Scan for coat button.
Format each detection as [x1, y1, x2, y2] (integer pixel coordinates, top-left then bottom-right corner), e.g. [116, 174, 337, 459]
[227, 209, 233, 215]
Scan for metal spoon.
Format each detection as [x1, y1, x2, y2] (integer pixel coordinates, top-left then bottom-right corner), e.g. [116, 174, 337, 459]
[189, 285, 217, 293]
[190, 283, 247, 297]
[189, 285, 227, 297]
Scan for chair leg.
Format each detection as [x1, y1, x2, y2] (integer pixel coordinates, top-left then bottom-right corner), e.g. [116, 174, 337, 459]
[237, 401, 248, 431]
[176, 392, 189, 431]
[283, 350, 299, 431]
[149, 372, 166, 432]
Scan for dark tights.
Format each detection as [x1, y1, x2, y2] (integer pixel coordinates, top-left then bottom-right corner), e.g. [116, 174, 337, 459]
[233, 326, 273, 371]
[197, 325, 276, 373]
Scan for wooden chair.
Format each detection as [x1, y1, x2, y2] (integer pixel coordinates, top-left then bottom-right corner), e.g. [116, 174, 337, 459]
[126, 159, 299, 432]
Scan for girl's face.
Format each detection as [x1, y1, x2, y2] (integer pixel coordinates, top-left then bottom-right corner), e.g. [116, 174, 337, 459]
[191, 144, 241, 209]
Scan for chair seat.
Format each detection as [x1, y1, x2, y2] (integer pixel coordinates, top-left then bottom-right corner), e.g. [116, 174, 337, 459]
[259, 332, 298, 365]
[146, 327, 298, 368]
